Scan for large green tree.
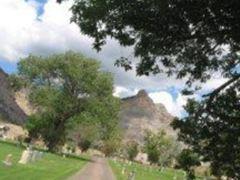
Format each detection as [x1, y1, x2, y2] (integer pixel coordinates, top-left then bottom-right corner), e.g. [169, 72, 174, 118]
[17, 51, 120, 152]
[57, 0, 240, 177]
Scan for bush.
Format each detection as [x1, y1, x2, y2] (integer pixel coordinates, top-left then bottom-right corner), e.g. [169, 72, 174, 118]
[126, 141, 139, 161]
[177, 149, 201, 179]
[100, 132, 122, 157]
[78, 139, 91, 152]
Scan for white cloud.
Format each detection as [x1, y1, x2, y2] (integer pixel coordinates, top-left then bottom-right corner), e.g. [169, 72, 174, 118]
[149, 92, 174, 112]
[0, 0, 88, 60]
[0, 0, 37, 60]
[201, 77, 228, 93]
[113, 86, 139, 98]
[149, 91, 188, 117]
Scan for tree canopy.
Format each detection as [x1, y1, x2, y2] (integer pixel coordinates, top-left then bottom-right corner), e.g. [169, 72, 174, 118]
[172, 83, 240, 178]
[59, 0, 240, 86]
[16, 51, 120, 152]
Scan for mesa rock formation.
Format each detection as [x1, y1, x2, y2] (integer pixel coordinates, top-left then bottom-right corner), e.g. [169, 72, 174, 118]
[120, 90, 176, 143]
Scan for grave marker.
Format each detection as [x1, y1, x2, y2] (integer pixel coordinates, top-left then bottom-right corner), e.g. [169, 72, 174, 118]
[3, 154, 12, 166]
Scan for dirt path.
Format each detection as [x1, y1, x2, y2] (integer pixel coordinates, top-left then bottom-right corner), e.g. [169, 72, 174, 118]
[68, 156, 116, 180]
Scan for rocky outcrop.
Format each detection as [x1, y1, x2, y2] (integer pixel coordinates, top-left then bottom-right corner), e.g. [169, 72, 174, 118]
[0, 122, 26, 140]
[120, 90, 176, 144]
[0, 68, 27, 125]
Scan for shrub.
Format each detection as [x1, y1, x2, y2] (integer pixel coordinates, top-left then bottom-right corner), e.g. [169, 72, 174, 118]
[126, 141, 139, 161]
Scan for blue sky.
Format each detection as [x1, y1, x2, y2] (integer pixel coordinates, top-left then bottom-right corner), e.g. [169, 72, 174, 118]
[0, 0, 225, 117]
[0, 60, 17, 74]
[32, 0, 47, 16]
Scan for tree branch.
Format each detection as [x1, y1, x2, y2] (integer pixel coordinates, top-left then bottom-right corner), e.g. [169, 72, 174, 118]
[203, 74, 240, 109]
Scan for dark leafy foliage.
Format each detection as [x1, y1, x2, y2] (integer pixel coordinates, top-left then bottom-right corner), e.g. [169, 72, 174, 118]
[172, 81, 240, 178]
[177, 149, 200, 180]
[126, 141, 139, 161]
[59, 0, 240, 86]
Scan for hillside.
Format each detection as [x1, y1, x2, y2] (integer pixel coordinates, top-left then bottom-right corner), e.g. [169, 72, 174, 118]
[120, 90, 176, 143]
[0, 68, 27, 125]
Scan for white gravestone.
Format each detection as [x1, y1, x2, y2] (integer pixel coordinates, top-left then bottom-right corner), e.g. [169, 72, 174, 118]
[36, 151, 43, 160]
[31, 150, 38, 162]
[18, 148, 33, 164]
[121, 167, 126, 175]
[3, 154, 13, 166]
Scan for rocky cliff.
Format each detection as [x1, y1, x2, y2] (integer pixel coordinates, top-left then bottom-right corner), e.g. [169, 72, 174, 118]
[0, 68, 27, 125]
[120, 90, 176, 143]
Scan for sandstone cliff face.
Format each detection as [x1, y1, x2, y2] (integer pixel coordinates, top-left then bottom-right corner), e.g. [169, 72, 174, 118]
[120, 90, 176, 143]
[0, 68, 27, 125]
[15, 89, 35, 116]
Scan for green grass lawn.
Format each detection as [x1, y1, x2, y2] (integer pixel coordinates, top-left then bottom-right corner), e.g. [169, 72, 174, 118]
[0, 141, 89, 180]
[109, 160, 186, 180]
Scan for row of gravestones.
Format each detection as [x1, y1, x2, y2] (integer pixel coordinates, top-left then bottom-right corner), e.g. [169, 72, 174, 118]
[19, 147, 44, 164]
[3, 147, 44, 167]
[112, 158, 186, 180]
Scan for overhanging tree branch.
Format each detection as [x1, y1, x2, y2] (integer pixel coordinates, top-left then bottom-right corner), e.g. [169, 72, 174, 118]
[203, 74, 240, 109]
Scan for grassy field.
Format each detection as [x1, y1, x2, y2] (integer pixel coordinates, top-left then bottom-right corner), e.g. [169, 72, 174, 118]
[109, 160, 186, 180]
[0, 141, 89, 180]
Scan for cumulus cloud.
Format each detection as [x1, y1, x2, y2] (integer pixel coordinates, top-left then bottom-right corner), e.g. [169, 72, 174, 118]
[113, 86, 139, 98]
[149, 91, 188, 117]
[0, 0, 37, 60]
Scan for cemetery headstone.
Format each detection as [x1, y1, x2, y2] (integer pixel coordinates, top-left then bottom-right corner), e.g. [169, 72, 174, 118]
[3, 154, 13, 166]
[121, 167, 126, 175]
[18, 147, 33, 164]
[128, 171, 136, 180]
[36, 151, 43, 160]
[31, 150, 38, 162]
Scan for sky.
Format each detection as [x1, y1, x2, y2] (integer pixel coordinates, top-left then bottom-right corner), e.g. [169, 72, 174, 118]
[0, 0, 226, 117]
